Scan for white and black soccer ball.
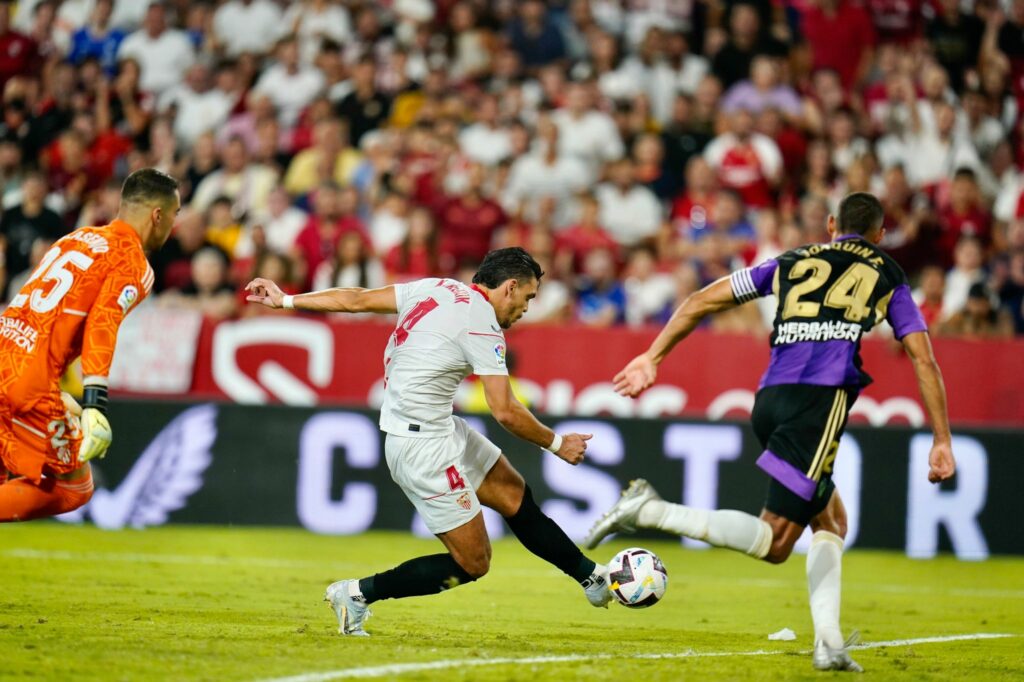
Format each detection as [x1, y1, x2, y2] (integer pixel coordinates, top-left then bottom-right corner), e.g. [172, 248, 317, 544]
[607, 547, 668, 608]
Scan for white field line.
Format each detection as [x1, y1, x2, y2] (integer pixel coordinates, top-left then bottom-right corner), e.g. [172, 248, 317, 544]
[4, 548, 1024, 599]
[257, 633, 1017, 682]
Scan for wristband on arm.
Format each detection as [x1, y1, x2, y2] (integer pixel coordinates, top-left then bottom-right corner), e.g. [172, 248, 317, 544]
[545, 432, 562, 454]
[82, 383, 109, 415]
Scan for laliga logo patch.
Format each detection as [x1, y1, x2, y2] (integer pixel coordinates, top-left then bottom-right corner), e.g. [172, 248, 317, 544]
[493, 342, 506, 367]
[117, 285, 139, 314]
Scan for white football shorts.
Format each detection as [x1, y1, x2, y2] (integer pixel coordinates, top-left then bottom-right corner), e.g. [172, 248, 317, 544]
[384, 416, 502, 534]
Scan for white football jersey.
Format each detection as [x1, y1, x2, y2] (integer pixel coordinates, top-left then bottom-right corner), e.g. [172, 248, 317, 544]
[379, 278, 509, 437]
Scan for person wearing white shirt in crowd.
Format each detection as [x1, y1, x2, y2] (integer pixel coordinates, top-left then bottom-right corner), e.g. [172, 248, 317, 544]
[595, 158, 663, 246]
[880, 99, 982, 190]
[111, 0, 158, 30]
[213, 0, 283, 58]
[624, 246, 676, 326]
[236, 185, 309, 260]
[503, 115, 589, 228]
[191, 136, 279, 218]
[117, 2, 194, 96]
[552, 81, 624, 180]
[459, 94, 513, 167]
[942, 235, 986, 320]
[252, 36, 326, 130]
[283, 0, 353, 66]
[158, 62, 234, 147]
[369, 189, 410, 256]
[646, 30, 709, 125]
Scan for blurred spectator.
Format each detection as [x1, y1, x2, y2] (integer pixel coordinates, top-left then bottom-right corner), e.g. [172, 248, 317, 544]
[368, 187, 410, 257]
[385, 206, 444, 283]
[237, 184, 308, 260]
[508, 0, 566, 69]
[240, 251, 299, 317]
[596, 157, 662, 247]
[313, 230, 384, 291]
[936, 168, 991, 267]
[190, 136, 278, 217]
[252, 36, 326, 130]
[203, 196, 244, 258]
[632, 133, 678, 200]
[576, 247, 626, 327]
[998, 248, 1024, 333]
[437, 163, 506, 265]
[284, 0, 353, 66]
[459, 94, 512, 167]
[711, 3, 787, 90]
[927, 0, 983, 93]
[161, 246, 238, 320]
[913, 265, 947, 331]
[68, 0, 125, 76]
[293, 183, 363, 286]
[0, 173, 65, 295]
[556, 192, 619, 274]
[801, 0, 876, 90]
[284, 118, 364, 193]
[117, 2, 195, 96]
[721, 56, 801, 121]
[0, 0, 39, 87]
[334, 56, 391, 147]
[937, 283, 1014, 339]
[212, 0, 283, 58]
[552, 80, 624, 177]
[624, 246, 676, 326]
[4, 235, 53, 302]
[943, 236, 986, 319]
[158, 63, 234, 146]
[503, 114, 588, 227]
[704, 107, 782, 209]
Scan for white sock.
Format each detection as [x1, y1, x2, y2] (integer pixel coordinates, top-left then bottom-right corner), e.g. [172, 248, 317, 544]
[807, 530, 845, 649]
[638, 501, 772, 559]
[347, 580, 366, 602]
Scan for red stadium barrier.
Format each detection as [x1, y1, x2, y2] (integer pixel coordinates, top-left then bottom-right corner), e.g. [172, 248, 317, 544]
[148, 315, 1024, 427]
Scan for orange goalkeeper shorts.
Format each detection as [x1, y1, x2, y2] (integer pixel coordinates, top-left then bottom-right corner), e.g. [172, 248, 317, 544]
[0, 393, 83, 483]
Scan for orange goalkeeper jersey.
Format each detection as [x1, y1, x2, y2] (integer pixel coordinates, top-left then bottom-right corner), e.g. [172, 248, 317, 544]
[0, 219, 153, 411]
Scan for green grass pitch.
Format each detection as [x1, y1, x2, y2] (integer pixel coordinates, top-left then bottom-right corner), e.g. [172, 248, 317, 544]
[0, 524, 1021, 681]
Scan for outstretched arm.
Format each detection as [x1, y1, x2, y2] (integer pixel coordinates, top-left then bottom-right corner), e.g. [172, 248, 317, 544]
[480, 374, 591, 465]
[901, 331, 956, 483]
[245, 277, 398, 314]
[614, 276, 739, 397]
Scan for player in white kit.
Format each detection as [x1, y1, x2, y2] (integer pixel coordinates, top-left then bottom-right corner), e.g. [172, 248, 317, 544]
[246, 248, 612, 635]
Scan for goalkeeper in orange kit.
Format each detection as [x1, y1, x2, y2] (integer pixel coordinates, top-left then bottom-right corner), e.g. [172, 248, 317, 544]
[0, 169, 179, 521]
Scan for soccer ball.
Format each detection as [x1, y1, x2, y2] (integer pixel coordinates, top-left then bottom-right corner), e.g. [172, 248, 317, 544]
[607, 547, 668, 608]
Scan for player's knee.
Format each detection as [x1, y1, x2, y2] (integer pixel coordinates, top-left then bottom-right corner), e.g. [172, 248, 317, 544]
[56, 478, 93, 513]
[764, 535, 794, 564]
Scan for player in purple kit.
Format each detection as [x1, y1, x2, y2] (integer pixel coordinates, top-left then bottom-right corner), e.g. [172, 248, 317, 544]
[583, 193, 956, 673]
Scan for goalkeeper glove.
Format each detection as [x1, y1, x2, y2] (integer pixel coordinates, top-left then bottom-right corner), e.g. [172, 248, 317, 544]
[78, 384, 112, 463]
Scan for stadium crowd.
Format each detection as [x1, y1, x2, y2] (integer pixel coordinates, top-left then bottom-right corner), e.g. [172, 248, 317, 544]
[0, 0, 1022, 338]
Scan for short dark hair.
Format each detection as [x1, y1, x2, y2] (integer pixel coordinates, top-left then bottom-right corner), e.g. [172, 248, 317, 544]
[472, 247, 544, 288]
[121, 168, 179, 206]
[836, 192, 884, 236]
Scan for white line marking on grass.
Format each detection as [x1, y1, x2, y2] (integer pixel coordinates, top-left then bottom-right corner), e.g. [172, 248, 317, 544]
[259, 633, 1016, 682]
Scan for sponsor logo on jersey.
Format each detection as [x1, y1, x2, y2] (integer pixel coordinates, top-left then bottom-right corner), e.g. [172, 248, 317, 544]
[0, 317, 38, 352]
[117, 285, 139, 314]
[774, 320, 863, 345]
[493, 342, 506, 367]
